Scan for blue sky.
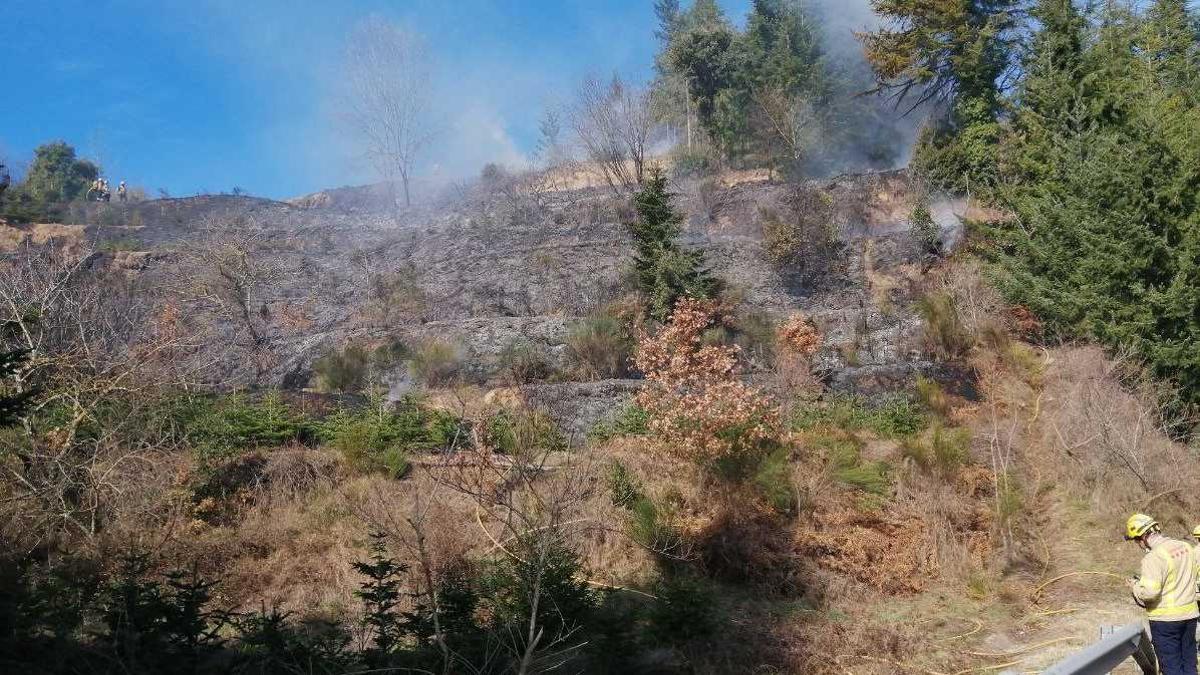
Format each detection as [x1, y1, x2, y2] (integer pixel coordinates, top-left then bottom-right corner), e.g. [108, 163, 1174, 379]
[1, 1, 766, 199]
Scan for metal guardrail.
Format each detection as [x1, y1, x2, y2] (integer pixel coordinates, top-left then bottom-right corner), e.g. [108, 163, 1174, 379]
[1042, 622, 1156, 675]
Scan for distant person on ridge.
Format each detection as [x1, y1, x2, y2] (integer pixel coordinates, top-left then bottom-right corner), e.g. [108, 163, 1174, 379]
[1125, 513, 1199, 675]
[117, 181, 127, 202]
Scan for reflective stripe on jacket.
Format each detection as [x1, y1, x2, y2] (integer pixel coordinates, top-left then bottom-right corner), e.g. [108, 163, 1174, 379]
[1132, 536, 1200, 621]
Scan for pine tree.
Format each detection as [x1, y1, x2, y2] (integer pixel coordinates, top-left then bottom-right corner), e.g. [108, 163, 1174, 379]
[627, 169, 721, 322]
[1003, 0, 1090, 183]
[352, 532, 412, 662]
[986, 0, 1200, 414]
[1141, 0, 1200, 96]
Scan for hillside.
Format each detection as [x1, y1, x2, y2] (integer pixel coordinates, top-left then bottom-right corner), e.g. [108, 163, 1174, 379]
[5, 164, 1196, 674]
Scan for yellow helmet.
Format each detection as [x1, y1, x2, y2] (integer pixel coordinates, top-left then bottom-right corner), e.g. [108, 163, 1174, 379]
[1125, 513, 1159, 540]
[1191, 525, 1200, 538]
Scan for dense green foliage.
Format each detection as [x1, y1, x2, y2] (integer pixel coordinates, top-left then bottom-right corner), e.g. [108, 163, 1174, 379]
[312, 341, 410, 393]
[656, 0, 903, 176]
[318, 395, 463, 476]
[987, 0, 1200, 410]
[180, 392, 315, 463]
[791, 393, 926, 439]
[0, 142, 101, 221]
[627, 169, 721, 321]
[588, 404, 650, 443]
[864, 0, 1200, 412]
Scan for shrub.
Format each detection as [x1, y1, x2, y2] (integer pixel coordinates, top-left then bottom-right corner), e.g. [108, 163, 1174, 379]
[647, 573, 719, 644]
[915, 376, 952, 418]
[628, 495, 673, 547]
[587, 404, 649, 443]
[318, 395, 462, 477]
[496, 340, 553, 385]
[815, 432, 891, 495]
[834, 462, 891, 495]
[312, 345, 370, 393]
[791, 393, 925, 439]
[752, 446, 796, 513]
[606, 461, 643, 509]
[776, 313, 819, 357]
[917, 292, 973, 360]
[908, 198, 941, 255]
[670, 147, 715, 178]
[481, 408, 566, 457]
[368, 267, 426, 325]
[901, 423, 971, 475]
[760, 187, 845, 282]
[566, 315, 631, 380]
[735, 311, 778, 364]
[480, 540, 598, 643]
[634, 299, 781, 478]
[408, 339, 462, 387]
[185, 392, 313, 463]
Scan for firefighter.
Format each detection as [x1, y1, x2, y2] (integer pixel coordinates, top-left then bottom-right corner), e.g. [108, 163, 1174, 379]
[117, 181, 127, 202]
[1126, 513, 1199, 675]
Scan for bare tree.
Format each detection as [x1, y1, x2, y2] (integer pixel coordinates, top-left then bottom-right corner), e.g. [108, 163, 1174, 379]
[571, 74, 656, 195]
[533, 106, 572, 171]
[341, 16, 437, 209]
[436, 412, 598, 674]
[168, 214, 291, 386]
[0, 242, 193, 550]
[751, 86, 826, 172]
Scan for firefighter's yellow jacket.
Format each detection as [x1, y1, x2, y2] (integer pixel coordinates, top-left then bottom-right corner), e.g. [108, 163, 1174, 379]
[1131, 535, 1200, 621]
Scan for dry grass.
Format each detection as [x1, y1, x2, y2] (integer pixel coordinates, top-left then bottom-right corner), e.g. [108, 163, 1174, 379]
[0, 222, 87, 252]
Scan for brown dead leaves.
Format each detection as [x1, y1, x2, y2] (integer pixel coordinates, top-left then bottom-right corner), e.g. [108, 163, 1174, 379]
[633, 298, 780, 467]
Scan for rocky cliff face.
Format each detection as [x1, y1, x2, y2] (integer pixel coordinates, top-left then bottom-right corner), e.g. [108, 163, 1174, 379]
[73, 169, 965, 429]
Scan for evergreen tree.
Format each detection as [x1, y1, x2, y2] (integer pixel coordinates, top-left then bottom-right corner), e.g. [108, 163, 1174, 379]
[863, 0, 1025, 190]
[986, 0, 1200, 414]
[1140, 0, 1200, 97]
[627, 169, 721, 322]
[20, 142, 99, 204]
[1002, 0, 1090, 183]
[352, 532, 412, 663]
[654, 0, 682, 44]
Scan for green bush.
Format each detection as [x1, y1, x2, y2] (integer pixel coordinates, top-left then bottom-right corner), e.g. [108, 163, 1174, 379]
[752, 446, 796, 513]
[479, 540, 598, 642]
[647, 573, 719, 644]
[901, 423, 971, 474]
[606, 461, 643, 509]
[318, 395, 463, 477]
[917, 292, 973, 360]
[588, 404, 649, 443]
[815, 432, 891, 495]
[408, 339, 462, 387]
[792, 393, 925, 439]
[482, 408, 566, 457]
[184, 392, 314, 463]
[670, 147, 716, 178]
[567, 315, 631, 380]
[909, 199, 941, 255]
[312, 345, 370, 393]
